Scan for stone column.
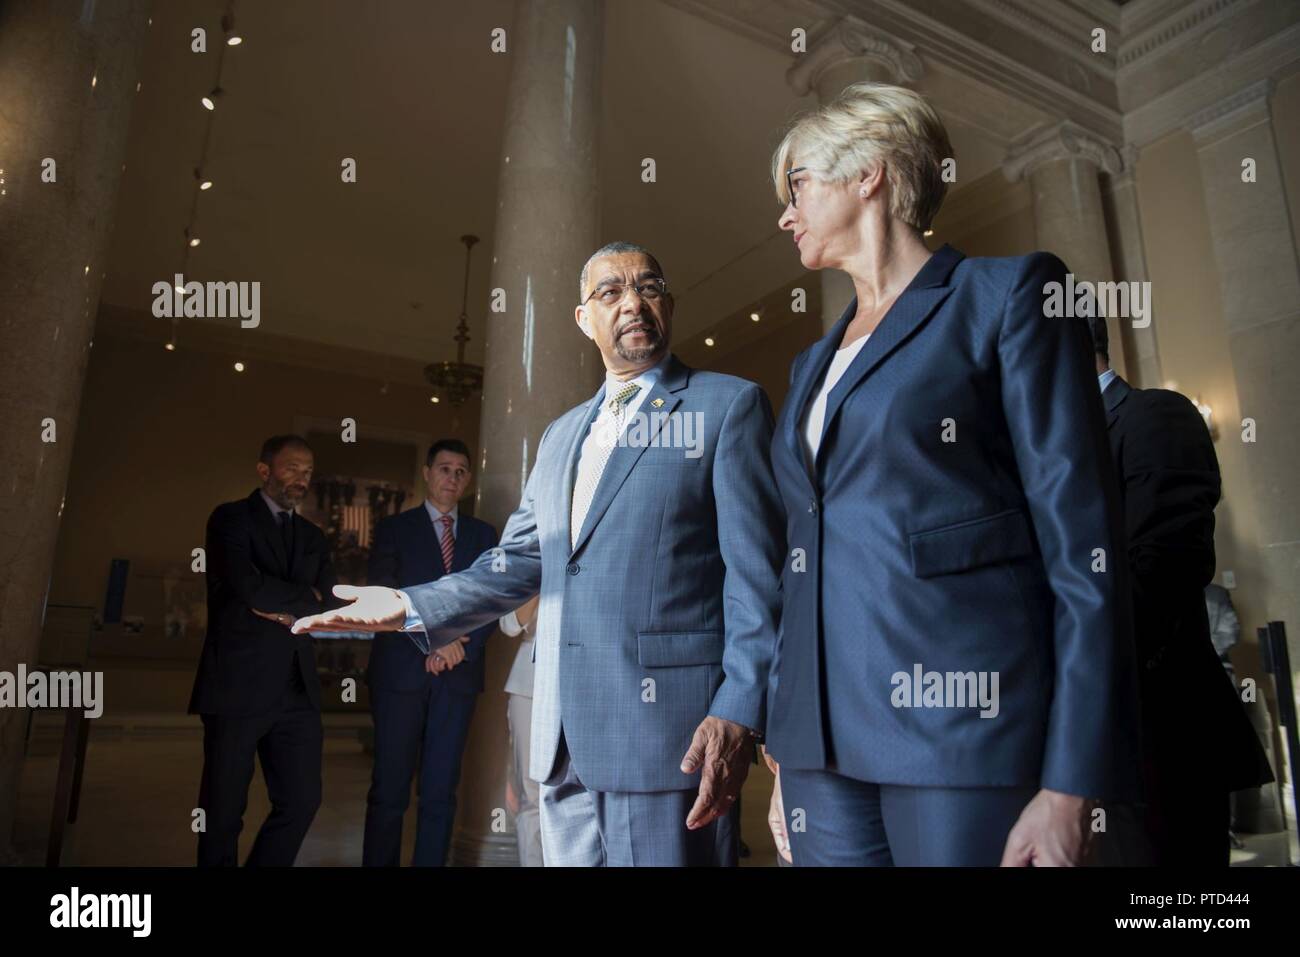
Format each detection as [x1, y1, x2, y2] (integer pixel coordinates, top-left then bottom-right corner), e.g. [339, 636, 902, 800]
[0, 0, 151, 865]
[1101, 146, 1163, 388]
[450, 0, 606, 866]
[788, 18, 923, 334]
[1004, 121, 1129, 377]
[1188, 80, 1300, 663]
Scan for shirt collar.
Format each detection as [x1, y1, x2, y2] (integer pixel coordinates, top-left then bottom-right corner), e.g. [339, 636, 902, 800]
[260, 489, 292, 519]
[1098, 368, 1118, 394]
[424, 499, 458, 525]
[603, 351, 672, 399]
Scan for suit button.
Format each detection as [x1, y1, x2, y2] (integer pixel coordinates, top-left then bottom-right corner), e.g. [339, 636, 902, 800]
[567, 562, 580, 575]
[808, 499, 818, 515]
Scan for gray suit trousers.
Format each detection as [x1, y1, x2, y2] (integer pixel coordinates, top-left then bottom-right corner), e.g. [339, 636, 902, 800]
[539, 733, 738, 867]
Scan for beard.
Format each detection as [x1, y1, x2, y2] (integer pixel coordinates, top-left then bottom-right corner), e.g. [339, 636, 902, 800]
[270, 480, 308, 508]
[614, 322, 664, 363]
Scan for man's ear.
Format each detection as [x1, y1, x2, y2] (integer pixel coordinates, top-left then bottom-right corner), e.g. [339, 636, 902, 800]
[256, 461, 270, 483]
[575, 305, 594, 340]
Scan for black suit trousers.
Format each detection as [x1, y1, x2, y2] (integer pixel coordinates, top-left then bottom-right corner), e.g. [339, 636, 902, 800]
[196, 669, 323, 867]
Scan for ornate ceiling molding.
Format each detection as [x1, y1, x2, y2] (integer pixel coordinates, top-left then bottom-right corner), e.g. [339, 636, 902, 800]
[1122, 22, 1299, 147]
[1003, 119, 1122, 182]
[1186, 77, 1273, 142]
[787, 16, 923, 95]
[1118, 0, 1254, 69]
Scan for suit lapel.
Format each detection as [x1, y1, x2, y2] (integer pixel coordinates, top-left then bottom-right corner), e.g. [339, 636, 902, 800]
[570, 356, 689, 558]
[1103, 375, 1131, 429]
[557, 388, 605, 551]
[249, 490, 290, 574]
[410, 505, 444, 579]
[287, 512, 306, 576]
[451, 513, 477, 572]
[784, 306, 853, 488]
[814, 245, 964, 468]
[817, 286, 953, 455]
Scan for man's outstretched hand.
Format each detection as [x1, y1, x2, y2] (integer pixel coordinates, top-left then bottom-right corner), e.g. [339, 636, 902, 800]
[291, 585, 407, 634]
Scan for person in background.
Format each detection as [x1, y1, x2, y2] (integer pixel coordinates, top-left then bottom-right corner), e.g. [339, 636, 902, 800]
[189, 434, 341, 867]
[500, 595, 542, 867]
[362, 439, 499, 866]
[1090, 317, 1272, 865]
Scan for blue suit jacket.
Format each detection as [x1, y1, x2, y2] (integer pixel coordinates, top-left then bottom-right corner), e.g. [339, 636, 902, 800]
[403, 356, 785, 792]
[767, 245, 1141, 802]
[366, 505, 498, 695]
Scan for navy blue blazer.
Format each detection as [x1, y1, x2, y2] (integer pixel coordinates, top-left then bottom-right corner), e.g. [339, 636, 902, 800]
[766, 245, 1141, 802]
[189, 489, 340, 716]
[366, 505, 498, 695]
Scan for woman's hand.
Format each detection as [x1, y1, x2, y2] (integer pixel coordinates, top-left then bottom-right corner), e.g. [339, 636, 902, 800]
[767, 765, 792, 864]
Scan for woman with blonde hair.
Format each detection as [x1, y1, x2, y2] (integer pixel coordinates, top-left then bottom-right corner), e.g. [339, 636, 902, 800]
[762, 82, 1140, 866]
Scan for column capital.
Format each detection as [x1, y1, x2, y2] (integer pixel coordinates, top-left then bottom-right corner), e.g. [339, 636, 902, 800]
[787, 16, 922, 97]
[1002, 120, 1121, 183]
[1186, 79, 1273, 144]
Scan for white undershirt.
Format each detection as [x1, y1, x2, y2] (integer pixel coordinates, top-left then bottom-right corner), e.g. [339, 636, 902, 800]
[801, 334, 870, 466]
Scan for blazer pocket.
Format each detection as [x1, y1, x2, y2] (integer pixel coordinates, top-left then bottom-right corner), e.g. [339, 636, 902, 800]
[909, 508, 1036, 579]
[637, 631, 724, 667]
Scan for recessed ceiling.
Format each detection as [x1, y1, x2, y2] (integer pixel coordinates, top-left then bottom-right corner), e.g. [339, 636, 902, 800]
[101, 0, 1020, 370]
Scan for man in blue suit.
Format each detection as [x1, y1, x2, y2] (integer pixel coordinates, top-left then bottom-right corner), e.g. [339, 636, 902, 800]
[296, 242, 784, 866]
[362, 438, 498, 867]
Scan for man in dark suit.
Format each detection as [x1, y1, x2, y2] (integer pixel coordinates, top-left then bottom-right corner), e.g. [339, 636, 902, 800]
[362, 438, 498, 866]
[1090, 318, 1272, 866]
[189, 434, 341, 866]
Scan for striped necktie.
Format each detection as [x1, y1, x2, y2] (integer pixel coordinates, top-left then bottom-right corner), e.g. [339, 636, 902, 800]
[438, 514, 455, 573]
[570, 381, 641, 549]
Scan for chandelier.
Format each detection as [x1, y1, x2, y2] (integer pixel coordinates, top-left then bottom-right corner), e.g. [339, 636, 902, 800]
[424, 234, 485, 406]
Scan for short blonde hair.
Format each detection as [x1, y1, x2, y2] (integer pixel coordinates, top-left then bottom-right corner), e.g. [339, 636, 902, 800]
[771, 82, 952, 231]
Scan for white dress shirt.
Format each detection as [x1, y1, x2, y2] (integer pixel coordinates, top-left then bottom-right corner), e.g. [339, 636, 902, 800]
[573, 352, 672, 474]
[801, 334, 870, 466]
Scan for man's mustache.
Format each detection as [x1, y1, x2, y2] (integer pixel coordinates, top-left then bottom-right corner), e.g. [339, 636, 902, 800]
[617, 320, 659, 338]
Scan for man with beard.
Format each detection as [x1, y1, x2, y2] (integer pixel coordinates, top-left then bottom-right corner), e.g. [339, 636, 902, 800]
[189, 434, 341, 866]
[293, 242, 784, 866]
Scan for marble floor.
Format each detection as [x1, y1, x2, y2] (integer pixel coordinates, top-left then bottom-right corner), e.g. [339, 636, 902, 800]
[15, 711, 782, 867]
[12, 659, 1295, 867]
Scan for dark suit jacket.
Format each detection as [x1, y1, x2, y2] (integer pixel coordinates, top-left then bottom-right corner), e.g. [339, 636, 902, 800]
[1102, 375, 1272, 791]
[189, 489, 340, 716]
[766, 245, 1142, 802]
[365, 505, 499, 695]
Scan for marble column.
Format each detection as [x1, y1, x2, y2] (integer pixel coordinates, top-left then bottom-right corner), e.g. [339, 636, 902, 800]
[0, 0, 151, 865]
[1101, 146, 1163, 388]
[788, 18, 923, 334]
[1188, 80, 1300, 664]
[1003, 121, 1129, 377]
[450, 0, 606, 866]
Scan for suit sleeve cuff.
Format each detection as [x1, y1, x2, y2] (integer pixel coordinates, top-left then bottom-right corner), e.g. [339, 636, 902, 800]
[396, 590, 430, 655]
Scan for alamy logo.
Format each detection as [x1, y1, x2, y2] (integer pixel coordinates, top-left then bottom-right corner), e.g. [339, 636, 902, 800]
[0, 665, 102, 718]
[890, 663, 1000, 718]
[596, 410, 704, 459]
[1042, 273, 1150, 328]
[151, 275, 260, 328]
[49, 887, 151, 937]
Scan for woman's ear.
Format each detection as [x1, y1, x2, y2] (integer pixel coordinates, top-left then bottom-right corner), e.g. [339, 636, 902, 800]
[858, 165, 885, 199]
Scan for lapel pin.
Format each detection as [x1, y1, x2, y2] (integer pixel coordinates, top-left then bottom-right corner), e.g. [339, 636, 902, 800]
[651, 397, 665, 408]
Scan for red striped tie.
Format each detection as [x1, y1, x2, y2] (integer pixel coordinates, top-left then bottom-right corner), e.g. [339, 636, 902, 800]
[438, 514, 455, 573]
